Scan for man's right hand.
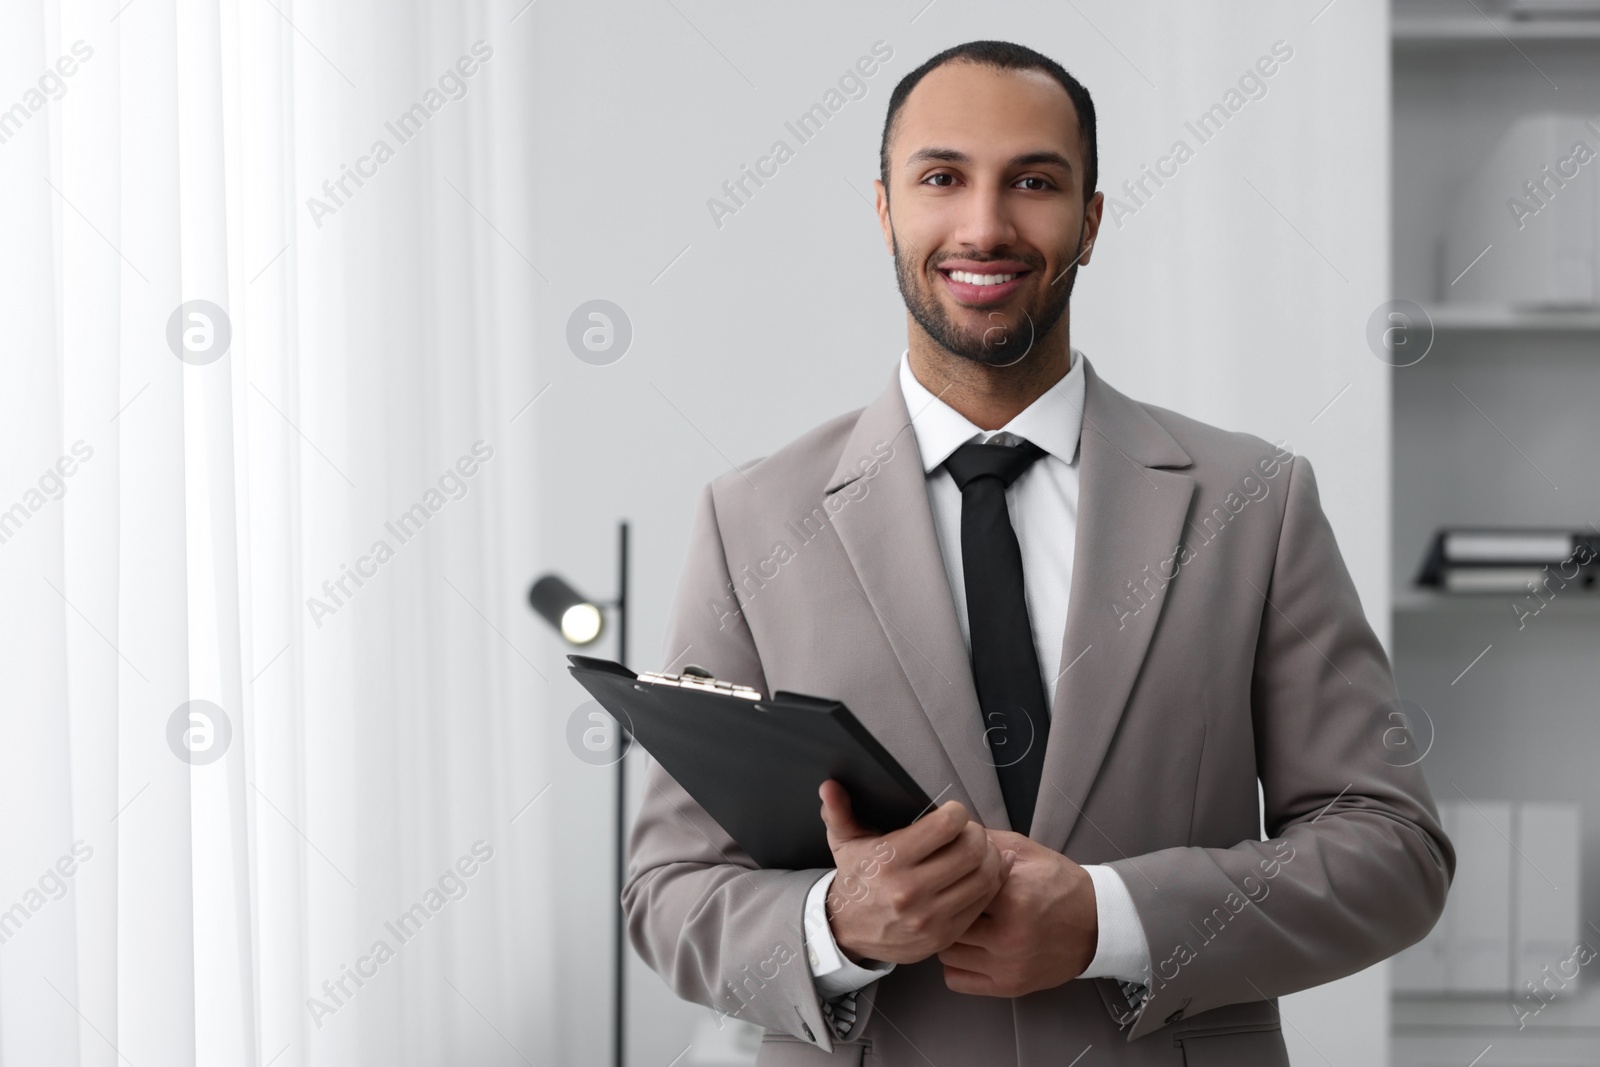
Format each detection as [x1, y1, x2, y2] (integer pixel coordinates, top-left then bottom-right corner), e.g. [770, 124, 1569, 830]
[818, 779, 1012, 966]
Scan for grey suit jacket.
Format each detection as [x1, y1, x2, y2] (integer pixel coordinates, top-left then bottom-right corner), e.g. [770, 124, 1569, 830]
[622, 355, 1454, 1065]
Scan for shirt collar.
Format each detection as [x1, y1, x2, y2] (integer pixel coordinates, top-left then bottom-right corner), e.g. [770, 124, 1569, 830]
[897, 346, 1086, 475]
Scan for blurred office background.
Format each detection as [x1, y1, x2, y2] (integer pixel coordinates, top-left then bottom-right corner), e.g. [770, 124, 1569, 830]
[1386, 1, 1600, 1064]
[0, 0, 1593, 1064]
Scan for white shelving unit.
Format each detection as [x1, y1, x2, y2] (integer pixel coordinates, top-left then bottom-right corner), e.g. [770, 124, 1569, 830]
[1394, 0, 1600, 41]
[1395, 15, 1600, 41]
[1389, 2, 1600, 1063]
[1393, 587, 1600, 615]
[1420, 304, 1600, 331]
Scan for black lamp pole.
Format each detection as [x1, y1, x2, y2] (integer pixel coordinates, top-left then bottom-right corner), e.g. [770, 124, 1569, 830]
[612, 520, 629, 1067]
[528, 520, 630, 1067]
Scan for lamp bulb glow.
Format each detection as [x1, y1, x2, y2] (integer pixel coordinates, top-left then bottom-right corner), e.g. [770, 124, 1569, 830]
[561, 603, 603, 645]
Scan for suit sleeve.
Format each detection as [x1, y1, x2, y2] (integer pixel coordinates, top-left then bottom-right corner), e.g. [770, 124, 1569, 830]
[620, 478, 870, 1050]
[1103, 452, 1456, 1040]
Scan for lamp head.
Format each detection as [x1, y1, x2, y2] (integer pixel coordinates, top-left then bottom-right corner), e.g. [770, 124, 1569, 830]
[529, 574, 604, 646]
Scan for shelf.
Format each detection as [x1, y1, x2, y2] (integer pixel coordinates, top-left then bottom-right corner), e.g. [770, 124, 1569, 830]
[1415, 304, 1600, 332]
[1394, 587, 1600, 615]
[1395, 13, 1600, 43]
[1396, 984, 1600, 1029]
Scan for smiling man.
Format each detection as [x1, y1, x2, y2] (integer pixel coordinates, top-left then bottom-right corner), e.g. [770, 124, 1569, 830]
[623, 40, 1453, 1065]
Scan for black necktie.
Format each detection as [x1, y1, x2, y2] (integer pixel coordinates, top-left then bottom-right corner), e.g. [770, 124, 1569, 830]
[943, 438, 1052, 836]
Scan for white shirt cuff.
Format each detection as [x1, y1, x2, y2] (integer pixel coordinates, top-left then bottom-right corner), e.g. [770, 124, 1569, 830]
[804, 870, 896, 999]
[1077, 864, 1151, 985]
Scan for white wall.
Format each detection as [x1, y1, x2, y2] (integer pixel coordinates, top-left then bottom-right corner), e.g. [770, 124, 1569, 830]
[528, 2, 1394, 1063]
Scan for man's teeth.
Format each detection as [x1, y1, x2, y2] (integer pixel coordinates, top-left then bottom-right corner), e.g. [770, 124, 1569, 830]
[946, 270, 1021, 286]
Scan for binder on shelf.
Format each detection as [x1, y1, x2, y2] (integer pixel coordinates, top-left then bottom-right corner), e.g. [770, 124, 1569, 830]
[1443, 113, 1600, 307]
[1451, 801, 1515, 993]
[1414, 527, 1600, 593]
[566, 655, 934, 870]
[1392, 800, 1581, 997]
[1513, 804, 1582, 992]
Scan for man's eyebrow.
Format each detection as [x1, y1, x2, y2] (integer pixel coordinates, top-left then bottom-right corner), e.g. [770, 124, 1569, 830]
[903, 146, 1075, 174]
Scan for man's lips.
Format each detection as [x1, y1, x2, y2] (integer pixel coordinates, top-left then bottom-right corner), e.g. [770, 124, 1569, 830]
[937, 265, 1032, 306]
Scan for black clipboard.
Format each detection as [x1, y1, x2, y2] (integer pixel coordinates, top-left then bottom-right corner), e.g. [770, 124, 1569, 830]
[567, 654, 935, 870]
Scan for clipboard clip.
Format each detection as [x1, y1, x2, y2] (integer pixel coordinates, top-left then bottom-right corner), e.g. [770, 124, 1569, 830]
[634, 664, 763, 701]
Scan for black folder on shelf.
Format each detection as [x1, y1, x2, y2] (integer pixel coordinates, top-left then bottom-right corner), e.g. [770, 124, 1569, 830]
[567, 654, 934, 870]
[1414, 526, 1600, 592]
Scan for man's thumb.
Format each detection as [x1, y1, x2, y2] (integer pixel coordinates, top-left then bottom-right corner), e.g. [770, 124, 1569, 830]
[818, 780, 866, 845]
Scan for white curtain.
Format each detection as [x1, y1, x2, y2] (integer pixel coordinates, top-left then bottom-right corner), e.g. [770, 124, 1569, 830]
[0, 2, 555, 1064]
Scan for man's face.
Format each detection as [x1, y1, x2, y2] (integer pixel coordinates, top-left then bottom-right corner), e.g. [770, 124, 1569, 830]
[876, 61, 1103, 367]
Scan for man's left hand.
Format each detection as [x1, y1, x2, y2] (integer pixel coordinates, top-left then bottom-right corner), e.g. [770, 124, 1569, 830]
[936, 829, 1098, 997]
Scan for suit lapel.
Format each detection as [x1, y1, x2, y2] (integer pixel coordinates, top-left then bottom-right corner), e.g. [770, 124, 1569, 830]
[823, 356, 1195, 844]
[825, 365, 1010, 830]
[1031, 357, 1194, 851]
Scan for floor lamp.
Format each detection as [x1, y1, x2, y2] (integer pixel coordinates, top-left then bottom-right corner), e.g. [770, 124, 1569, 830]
[528, 520, 630, 1067]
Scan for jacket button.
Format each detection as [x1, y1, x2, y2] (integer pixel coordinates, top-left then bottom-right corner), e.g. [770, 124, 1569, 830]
[1165, 1008, 1184, 1024]
[802, 1022, 815, 1041]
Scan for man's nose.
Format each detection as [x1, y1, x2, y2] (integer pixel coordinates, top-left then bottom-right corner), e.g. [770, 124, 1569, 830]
[950, 181, 1020, 250]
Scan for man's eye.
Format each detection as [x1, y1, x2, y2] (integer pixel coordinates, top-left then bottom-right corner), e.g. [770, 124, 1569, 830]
[924, 173, 955, 187]
[1017, 177, 1052, 191]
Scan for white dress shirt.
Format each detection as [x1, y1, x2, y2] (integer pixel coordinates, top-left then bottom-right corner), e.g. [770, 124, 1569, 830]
[803, 347, 1151, 1001]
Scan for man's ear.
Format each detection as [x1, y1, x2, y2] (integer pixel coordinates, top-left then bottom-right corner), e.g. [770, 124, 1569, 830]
[1077, 190, 1105, 267]
[875, 179, 894, 254]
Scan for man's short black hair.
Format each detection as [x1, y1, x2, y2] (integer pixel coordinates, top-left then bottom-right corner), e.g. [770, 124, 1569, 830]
[879, 40, 1098, 202]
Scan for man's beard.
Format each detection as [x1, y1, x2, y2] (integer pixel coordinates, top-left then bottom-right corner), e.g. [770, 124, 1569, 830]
[892, 221, 1082, 368]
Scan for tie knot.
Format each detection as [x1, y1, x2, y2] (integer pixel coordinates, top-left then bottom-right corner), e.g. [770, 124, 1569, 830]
[943, 439, 1047, 491]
